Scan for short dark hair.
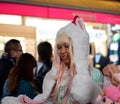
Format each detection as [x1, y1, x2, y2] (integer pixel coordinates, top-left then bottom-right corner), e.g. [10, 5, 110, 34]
[4, 39, 20, 54]
[37, 41, 52, 62]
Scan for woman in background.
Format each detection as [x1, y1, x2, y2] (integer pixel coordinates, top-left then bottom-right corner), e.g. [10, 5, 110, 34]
[2, 53, 39, 99]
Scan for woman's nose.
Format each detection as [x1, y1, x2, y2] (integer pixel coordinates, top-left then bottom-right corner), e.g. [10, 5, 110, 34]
[61, 46, 66, 53]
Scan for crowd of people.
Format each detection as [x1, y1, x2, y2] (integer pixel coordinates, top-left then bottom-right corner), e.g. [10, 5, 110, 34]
[0, 16, 120, 104]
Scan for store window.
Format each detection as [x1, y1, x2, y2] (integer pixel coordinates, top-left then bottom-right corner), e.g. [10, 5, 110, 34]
[0, 15, 36, 57]
[25, 17, 70, 49]
[0, 14, 119, 59]
[0, 15, 23, 55]
[0, 14, 22, 25]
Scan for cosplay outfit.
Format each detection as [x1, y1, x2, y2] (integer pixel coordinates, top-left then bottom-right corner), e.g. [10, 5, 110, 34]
[1, 16, 101, 104]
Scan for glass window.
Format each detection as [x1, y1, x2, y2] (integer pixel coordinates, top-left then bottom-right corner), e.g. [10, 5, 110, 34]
[0, 14, 22, 25]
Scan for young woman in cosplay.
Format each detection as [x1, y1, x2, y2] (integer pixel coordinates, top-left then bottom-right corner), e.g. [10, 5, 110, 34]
[1, 16, 101, 104]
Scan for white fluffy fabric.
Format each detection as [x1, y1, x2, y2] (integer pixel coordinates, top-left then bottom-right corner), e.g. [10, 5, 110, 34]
[56, 17, 101, 103]
[1, 17, 101, 104]
[1, 97, 21, 104]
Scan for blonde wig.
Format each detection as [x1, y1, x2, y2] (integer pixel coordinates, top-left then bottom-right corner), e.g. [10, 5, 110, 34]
[51, 33, 76, 103]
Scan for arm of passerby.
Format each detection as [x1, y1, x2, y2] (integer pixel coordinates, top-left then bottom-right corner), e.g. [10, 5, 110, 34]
[111, 73, 120, 86]
[103, 64, 118, 79]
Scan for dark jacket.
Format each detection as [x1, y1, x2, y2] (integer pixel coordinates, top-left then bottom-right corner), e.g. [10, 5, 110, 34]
[34, 62, 52, 93]
[0, 53, 16, 99]
[93, 53, 109, 74]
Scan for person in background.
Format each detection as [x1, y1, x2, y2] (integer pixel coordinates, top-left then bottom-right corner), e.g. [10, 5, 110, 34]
[88, 44, 104, 88]
[34, 41, 53, 93]
[2, 53, 40, 99]
[0, 39, 23, 99]
[93, 52, 109, 74]
[1, 16, 101, 104]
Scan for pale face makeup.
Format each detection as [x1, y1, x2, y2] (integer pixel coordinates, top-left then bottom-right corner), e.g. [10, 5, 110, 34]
[56, 33, 71, 68]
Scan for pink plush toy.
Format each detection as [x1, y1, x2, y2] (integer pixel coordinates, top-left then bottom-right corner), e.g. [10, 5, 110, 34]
[96, 84, 120, 104]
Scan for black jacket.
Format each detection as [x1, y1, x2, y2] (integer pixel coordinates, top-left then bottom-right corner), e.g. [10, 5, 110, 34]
[93, 53, 109, 74]
[0, 53, 16, 99]
[34, 62, 52, 93]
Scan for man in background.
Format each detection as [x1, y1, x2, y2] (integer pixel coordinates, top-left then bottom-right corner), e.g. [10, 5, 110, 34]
[0, 39, 23, 99]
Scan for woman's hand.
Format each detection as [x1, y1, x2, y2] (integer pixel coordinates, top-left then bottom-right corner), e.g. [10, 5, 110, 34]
[18, 95, 33, 103]
[103, 64, 120, 86]
[111, 74, 120, 86]
[103, 64, 118, 78]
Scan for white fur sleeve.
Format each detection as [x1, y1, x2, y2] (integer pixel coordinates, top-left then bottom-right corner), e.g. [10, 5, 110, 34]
[33, 68, 56, 101]
[1, 97, 21, 104]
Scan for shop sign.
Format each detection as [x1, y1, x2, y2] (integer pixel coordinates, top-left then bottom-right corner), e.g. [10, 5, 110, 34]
[0, 2, 120, 24]
[88, 30, 107, 41]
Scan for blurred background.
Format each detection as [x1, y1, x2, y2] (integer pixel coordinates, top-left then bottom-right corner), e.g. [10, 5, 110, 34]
[0, 0, 120, 61]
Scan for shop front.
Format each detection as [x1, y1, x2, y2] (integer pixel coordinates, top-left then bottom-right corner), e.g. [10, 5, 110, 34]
[0, 1, 120, 58]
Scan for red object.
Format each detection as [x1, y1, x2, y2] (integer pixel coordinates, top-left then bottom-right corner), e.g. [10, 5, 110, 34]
[72, 15, 79, 25]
